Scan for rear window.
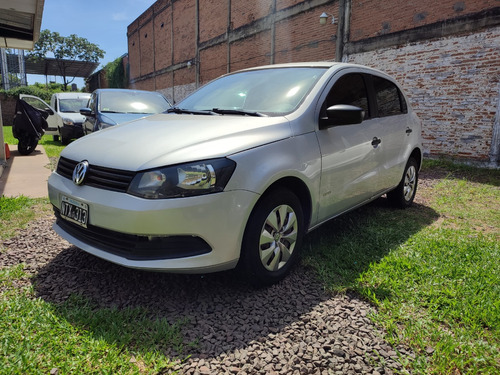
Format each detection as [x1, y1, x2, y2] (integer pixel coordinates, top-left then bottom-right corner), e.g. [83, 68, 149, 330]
[372, 76, 407, 117]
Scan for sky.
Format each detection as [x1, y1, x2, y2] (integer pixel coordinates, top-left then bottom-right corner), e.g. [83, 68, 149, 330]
[28, 0, 157, 88]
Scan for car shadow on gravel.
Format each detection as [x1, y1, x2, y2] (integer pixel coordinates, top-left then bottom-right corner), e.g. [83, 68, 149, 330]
[25, 196, 439, 365]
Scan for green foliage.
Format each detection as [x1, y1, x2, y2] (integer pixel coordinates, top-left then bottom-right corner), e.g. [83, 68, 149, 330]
[0, 85, 52, 102]
[105, 57, 128, 88]
[27, 29, 105, 90]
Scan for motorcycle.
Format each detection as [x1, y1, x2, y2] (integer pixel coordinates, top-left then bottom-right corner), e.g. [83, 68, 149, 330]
[12, 98, 49, 155]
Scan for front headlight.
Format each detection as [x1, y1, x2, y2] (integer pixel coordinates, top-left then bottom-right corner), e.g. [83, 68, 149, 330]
[62, 117, 74, 126]
[127, 158, 236, 199]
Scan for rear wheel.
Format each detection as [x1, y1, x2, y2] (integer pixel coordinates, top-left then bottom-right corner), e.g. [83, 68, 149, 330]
[387, 157, 418, 208]
[240, 189, 304, 287]
[53, 135, 60, 142]
[17, 137, 38, 155]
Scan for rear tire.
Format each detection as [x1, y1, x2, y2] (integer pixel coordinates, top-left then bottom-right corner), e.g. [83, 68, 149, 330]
[387, 157, 418, 208]
[53, 135, 60, 142]
[17, 138, 38, 155]
[239, 189, 304, 287]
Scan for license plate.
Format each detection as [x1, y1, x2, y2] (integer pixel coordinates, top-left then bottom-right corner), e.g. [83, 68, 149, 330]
[60, 196, 89, 228]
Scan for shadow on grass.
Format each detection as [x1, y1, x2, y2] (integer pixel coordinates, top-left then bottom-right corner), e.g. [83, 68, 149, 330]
[302, 197, 439, 295]
[420, 160, 500, 187]
[30, 197, 438, 360]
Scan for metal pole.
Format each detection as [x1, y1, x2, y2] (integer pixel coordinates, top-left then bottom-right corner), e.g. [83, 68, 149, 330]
[0, 48, 10, 90]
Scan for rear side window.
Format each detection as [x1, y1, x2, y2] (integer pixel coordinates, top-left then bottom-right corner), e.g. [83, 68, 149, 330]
[372, 76, 407, 117]
[322, 73, 369, 119]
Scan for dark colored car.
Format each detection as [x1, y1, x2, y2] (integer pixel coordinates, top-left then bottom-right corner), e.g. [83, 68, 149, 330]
[80, 89, 171, 134]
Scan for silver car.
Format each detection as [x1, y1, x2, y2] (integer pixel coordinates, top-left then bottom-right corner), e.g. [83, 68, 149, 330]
[48, 62, 422, 286]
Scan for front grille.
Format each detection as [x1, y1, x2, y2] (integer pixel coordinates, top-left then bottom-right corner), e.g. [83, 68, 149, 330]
[57, 156, 136, 192]
[54, 208, 212, 260]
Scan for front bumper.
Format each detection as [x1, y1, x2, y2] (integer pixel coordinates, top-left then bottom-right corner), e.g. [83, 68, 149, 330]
[60, 124, 84, 140]
[48, 172, 259, 273]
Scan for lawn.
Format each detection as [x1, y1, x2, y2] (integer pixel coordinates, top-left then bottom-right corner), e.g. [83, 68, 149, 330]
[1, 149, 499, 373]
[3, 125, 65, 159]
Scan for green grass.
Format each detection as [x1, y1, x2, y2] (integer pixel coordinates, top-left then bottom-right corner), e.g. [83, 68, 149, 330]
[304, 160, 500, 374]
[1, 159, 499, 374]
[2, 125, 65, 158]
[0, 267, 185, 374]
[0, 196, 50, 241]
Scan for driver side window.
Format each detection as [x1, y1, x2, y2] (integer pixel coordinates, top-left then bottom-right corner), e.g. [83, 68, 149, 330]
[321, 73, 370, 120]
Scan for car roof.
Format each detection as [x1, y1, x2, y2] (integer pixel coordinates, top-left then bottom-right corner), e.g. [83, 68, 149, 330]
[237, 61, 398, 84]
[93, 88, 162, 94]
[53, 92, 91, 98]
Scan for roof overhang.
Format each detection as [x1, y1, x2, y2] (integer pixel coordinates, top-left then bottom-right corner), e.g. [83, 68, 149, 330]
[0, 0, 45, 50]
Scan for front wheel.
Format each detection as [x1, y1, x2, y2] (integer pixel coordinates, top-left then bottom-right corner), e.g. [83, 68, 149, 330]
[239, 189, 304, 287]
[387, 157, 419, 208]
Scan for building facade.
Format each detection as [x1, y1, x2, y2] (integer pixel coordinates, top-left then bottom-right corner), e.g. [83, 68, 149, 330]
[127, 0, 500, 165]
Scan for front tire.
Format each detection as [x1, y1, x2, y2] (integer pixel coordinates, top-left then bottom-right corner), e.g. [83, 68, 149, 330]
[240, 189, 304, 287]
[387, 157, 418, 208]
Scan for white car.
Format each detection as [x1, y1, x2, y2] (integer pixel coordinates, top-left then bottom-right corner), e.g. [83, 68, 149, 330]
[19, 92, 91, 144]
[48, 62, 423, 286]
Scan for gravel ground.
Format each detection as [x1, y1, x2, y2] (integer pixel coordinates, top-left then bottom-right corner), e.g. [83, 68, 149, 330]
[0, 171, 446, 374]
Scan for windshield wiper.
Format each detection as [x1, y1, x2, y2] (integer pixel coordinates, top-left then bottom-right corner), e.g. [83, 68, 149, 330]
[210, 108, 266, 117]
[166, 107, 215, 115]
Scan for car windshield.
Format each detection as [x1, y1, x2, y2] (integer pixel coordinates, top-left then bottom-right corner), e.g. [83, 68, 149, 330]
[59, 98, 90, 113]
[178, 67, 327, 116]
[99, 91, 171, 114]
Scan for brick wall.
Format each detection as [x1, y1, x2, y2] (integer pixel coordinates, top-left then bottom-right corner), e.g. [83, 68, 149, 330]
[350, 0, 498, 41]
[127, 0, 500, 163]
[347, 27, 500, 163]
[199, 0, 228, 43]
[274, 4, 338, 64]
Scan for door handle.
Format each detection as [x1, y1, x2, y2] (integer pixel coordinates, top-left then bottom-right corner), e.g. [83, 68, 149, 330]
[406, 128, 413, 134]
[371, 137, 381, 146]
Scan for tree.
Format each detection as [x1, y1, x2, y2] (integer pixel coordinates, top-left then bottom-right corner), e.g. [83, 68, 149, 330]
[28, 29, 105, 90]
[105, 57, 128, 88]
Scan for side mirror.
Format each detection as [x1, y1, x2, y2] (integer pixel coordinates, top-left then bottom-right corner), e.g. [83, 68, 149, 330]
[44, 108, 55, 115]
[80, 108, 94, 117]
[320, 104, 365, 128]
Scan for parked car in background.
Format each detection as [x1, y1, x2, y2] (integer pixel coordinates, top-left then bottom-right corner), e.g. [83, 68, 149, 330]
[19, 92, 91, 144]
[80, 89, 172, 134]
[19, 94, 62, 141]
[51, 92, 91, 144]
[48, 62, 422, 286]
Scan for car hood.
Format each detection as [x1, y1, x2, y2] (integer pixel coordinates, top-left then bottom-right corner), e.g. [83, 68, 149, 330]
[99, 112, 150, 126]
[62, 113, 292, 170]
[60, 112, 86, 123]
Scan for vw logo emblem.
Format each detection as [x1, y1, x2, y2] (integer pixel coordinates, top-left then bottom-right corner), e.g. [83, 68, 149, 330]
[73, 161, 89, 185]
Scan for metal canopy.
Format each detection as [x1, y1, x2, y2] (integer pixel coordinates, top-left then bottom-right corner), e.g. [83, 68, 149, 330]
[0, 0, 45, 50]
[4, 52, 99, 78]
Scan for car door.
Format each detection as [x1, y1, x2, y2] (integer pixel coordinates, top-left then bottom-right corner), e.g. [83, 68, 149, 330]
[82, 92, 97, 134]
[19, 94, 63, 135]
[315, 71, 383, 222]
[369, 74, 412, 189]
